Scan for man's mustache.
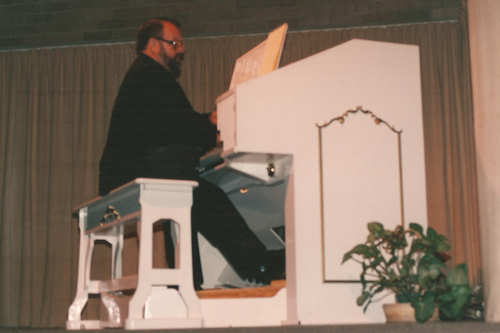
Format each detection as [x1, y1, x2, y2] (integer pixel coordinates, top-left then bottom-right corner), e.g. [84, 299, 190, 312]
[175, 53, 184, 63]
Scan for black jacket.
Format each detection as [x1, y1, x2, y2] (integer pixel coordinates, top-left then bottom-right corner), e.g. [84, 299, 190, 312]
[99, 54, 217, 194]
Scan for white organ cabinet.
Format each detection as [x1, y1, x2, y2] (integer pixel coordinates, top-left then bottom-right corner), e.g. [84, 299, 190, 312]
[215, 38, 427, 325]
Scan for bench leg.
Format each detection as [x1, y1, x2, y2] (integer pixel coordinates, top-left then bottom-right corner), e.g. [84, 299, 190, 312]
[93, 229, 125, 325]
[177, 209, 202, 320]
[127, 210, 154, 322]
[112, 225, 124, 279]
[125, 205, 202, 329]
[68, 224, 125, 329]
[67, 224, 92, 329]
[101, 292, 122, 327]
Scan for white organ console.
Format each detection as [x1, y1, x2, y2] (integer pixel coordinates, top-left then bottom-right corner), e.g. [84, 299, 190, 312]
[209, 37, 428, 325]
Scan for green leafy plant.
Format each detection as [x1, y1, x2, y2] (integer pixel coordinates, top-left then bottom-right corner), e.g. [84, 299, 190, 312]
[342, 222, 476, 323]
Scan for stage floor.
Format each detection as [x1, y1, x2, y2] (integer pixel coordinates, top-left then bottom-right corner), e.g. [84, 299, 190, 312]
[1, 322, 500, 333]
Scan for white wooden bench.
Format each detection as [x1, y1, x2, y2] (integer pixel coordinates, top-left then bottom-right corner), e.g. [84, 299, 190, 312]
[66, 178, 202, 330]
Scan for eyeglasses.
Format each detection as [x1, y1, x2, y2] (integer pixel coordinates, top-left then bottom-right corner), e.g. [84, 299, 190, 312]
[153, 36, 184, 49]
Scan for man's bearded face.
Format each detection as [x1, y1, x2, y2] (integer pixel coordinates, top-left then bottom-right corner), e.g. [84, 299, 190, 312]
[161, 48, 184, 79]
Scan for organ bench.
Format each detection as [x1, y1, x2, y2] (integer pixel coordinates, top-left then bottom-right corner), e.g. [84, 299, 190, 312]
[66, 178, 202, 330]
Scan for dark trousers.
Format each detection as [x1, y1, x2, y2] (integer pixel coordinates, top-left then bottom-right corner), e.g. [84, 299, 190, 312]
[164, 178, 269, 289]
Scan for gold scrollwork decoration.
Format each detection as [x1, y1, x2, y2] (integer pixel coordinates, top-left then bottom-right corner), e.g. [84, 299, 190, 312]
[317, 105, 405, 283]
[316, 106, 402, 134]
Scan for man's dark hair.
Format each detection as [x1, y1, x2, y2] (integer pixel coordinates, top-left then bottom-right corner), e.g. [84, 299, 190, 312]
[136, 17, 181, 55]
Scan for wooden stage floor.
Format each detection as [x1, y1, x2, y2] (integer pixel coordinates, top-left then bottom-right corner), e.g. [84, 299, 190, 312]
[1, 322, 500, 333]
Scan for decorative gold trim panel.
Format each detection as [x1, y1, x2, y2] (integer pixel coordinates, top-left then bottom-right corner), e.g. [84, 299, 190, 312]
[316, 106, 404, 283]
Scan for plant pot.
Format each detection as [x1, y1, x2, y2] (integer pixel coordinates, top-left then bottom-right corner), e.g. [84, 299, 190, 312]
[383, 303, 439, 323]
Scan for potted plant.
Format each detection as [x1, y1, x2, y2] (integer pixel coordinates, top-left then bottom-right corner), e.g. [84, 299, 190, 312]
[342, 221, 474, 323]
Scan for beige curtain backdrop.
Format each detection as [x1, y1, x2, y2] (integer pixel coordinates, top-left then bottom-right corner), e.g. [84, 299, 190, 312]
[0, 21, 480, 327]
